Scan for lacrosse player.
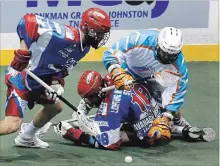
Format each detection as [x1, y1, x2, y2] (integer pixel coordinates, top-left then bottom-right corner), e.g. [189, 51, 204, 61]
[102, 27, 192, 133]
[52, 70, 215, 150]
[53, 70, 192, 150]
[0, 8, 111, 148]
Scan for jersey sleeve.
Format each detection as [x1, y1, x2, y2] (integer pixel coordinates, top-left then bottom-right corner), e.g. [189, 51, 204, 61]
[17, 14, 66, 49]
[102, 31, 141, 70]
[162, 53, 189, 112]
[17, 14, 40, 48]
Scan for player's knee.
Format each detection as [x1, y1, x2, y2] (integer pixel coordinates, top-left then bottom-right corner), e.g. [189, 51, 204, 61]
[54, 101, 64, 113]
[3, 116, 22, 134]
[43, 101, 64, 114]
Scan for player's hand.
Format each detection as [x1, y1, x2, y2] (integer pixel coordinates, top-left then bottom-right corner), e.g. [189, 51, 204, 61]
[54, 121, 83, 144]
[54, 121, 73, 136]
[147, 117, 171, 145]
[45, 84, 64, 102]
[10, 49, 31, 71]
[110, 68, 133, 90]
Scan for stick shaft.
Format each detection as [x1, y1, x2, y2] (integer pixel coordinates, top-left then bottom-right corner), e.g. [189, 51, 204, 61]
[101, 74, 154, 92]
[26, 70, 55, 93]
[26, 70, 78, 112]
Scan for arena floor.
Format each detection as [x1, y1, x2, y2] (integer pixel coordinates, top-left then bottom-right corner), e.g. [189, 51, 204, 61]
[0, 62, 219, 166]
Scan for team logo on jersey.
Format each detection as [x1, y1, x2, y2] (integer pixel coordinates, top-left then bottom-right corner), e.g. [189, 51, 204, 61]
[58, 50, 69, 58]
[58, 45, 76, 58]
[48, 58, 77, 73]
[64, 47, 74, 54]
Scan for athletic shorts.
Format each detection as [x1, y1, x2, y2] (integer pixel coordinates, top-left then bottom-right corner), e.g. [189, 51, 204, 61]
[4, 67, 56, 118]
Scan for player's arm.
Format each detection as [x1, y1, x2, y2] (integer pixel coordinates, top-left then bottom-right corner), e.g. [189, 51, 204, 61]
[63, 127, 105, 149]
[102, 32, 140, 90]
[17, 14, 40, 48]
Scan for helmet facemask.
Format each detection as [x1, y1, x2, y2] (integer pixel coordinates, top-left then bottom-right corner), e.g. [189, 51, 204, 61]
[83, 92, 103, 108]
[79, 76, 107, 108]
[84, 23, 110, 49]
[156, 46, 180, 64]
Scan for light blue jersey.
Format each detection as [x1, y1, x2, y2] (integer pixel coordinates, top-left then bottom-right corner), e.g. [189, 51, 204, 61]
[103, 29, 188, 112]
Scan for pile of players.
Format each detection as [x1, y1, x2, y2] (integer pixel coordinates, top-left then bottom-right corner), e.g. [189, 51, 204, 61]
[0, 7, 215, 149]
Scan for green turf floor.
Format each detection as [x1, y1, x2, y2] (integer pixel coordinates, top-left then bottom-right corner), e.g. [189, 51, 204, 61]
[0, 62, 219, 166]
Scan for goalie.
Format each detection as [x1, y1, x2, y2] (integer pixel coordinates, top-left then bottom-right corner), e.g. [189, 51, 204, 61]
[52, 70, 215, 150]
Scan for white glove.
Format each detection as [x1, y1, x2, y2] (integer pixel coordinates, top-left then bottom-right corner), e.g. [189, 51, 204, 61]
[54, 121, 72, 136]
[45, 84, 64, 102]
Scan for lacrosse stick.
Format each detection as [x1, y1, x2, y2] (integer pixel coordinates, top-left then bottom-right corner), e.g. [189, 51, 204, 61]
[62, 114, 96, 124]
[25, 69, 101, 137]
[101, 69, 182, 92]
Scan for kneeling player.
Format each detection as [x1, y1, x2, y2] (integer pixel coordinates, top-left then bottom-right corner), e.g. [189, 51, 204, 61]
[56, 70, 217, 150]
[54, 70, 174, 150]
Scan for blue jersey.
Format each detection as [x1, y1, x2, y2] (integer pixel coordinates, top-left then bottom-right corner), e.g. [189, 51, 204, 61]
[15, 14, 90, 90]
[102, 29, 189, 112]
[95, 83, 160, 150]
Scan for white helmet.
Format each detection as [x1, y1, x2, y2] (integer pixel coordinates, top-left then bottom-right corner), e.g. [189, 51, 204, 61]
[157, 27, 183, 64]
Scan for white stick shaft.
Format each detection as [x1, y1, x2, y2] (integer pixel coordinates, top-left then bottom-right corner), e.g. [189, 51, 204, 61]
[101, 80, 134, 92]
[26, 70, 55, 93]
[64, 114, 96, 123]
[100, 70, 181, 92]
[101, 85, 115, 92]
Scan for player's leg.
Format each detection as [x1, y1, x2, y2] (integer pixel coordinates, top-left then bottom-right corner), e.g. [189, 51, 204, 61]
[0, 69, 30, 135]
[14, 101, 63, 148]
[33, 102, 63, 128]
[0, 95, 24, 135]
[54, 112, 122, 150]
[171, 125, 216, 142]
[172, 110, 191, 127]
[0, 116, 22, 135]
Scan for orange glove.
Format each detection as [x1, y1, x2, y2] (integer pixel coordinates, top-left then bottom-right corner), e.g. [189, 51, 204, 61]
[147, 117, 171, 146]
[110, 68, 133, 90]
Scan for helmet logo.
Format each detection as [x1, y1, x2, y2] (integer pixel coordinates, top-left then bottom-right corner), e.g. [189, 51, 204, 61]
[93, 11, 105, 19]
[86, 72, 94, 84]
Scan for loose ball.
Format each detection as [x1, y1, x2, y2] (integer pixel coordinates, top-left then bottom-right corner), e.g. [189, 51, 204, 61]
[124, 156, 132, 163]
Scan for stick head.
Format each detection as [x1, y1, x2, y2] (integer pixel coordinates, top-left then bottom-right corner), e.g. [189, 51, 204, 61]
[154, 69, 181, 87]
[77, 111, 101, 136]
